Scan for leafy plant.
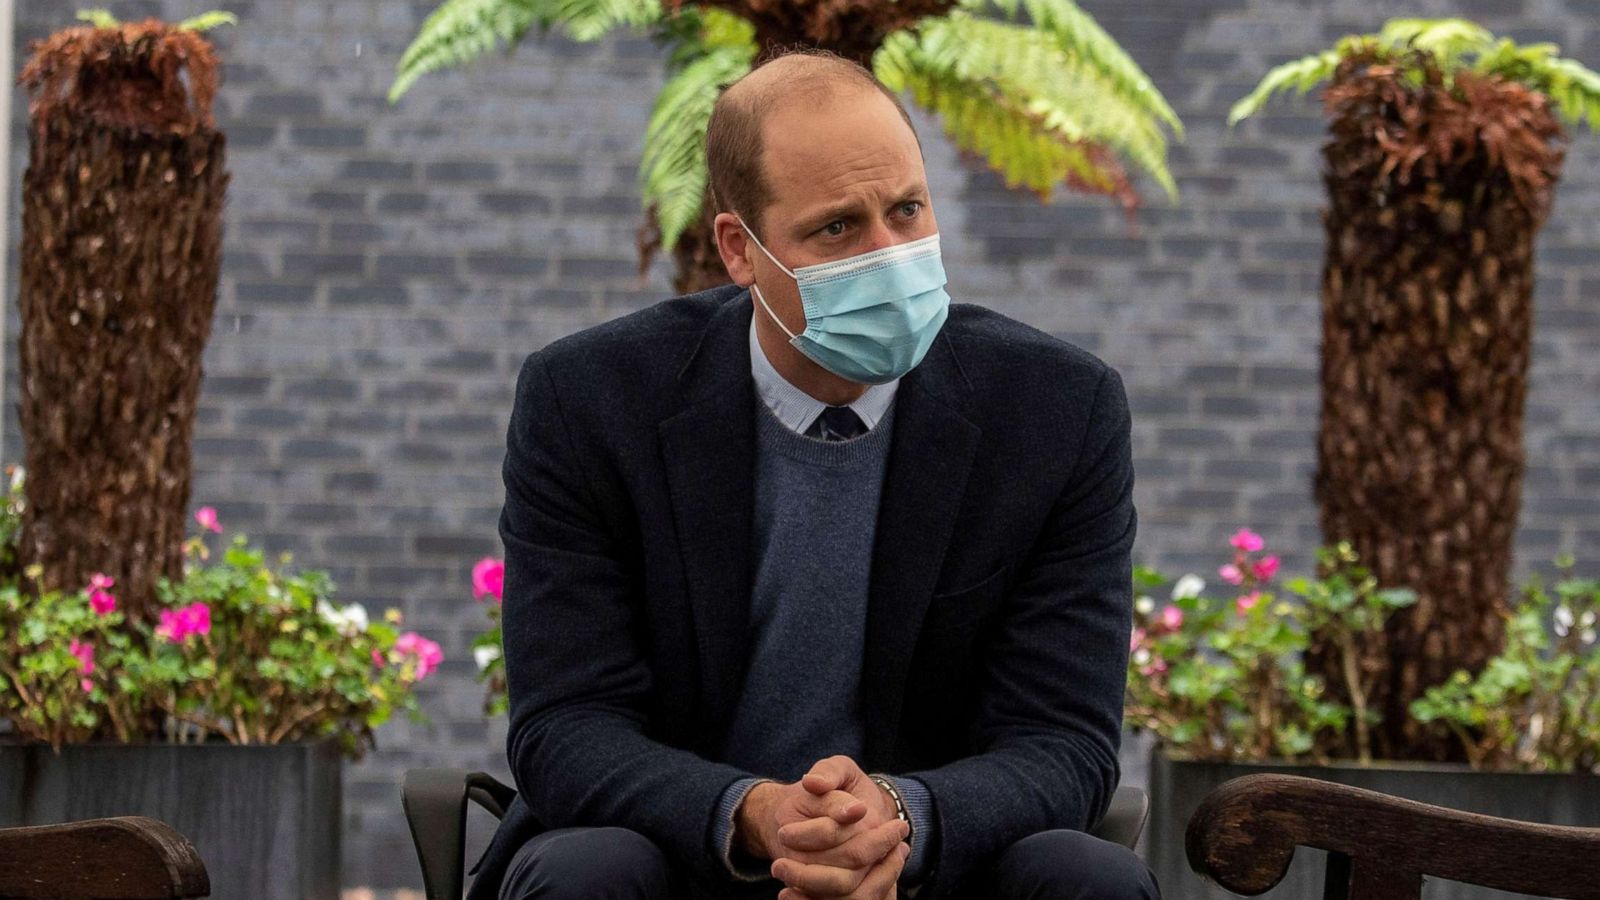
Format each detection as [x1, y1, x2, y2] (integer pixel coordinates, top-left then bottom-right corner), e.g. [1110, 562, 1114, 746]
[390, 0, 1183, 253]
[0, 467, 441, 757]
[468, 557, 507, 716]
[1412, 555, 1600, 772]
[75, 8, 238, 31]
[1127, 531, 1414, 764]
[1229, 17, 1600, 128]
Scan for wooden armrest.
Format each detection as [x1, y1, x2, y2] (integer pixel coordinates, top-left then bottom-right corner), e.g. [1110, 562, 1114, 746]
[0, 816, 209, 899]
[1186, 773, 1600, 899]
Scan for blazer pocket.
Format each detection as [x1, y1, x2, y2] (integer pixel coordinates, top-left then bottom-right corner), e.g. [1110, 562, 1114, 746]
[924, 563, 1011, 635]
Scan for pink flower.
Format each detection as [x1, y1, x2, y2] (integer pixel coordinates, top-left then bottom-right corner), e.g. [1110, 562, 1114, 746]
[89, 588, 117, 616]
[1129, 628, 1146, 652]
[1219, 563, 1244, 586]
[89, 573, 115, 591]
[371, 648, 387, 668]
[81, 677, 95, 693]
[1235, 591, 1262, 616]
[1230, 529, 1265, 553]
[1139, 659, 1168, 677]
[472, 557, 505, 603]
[180, 602, 211, 637]
[194, 506, 222, 534]
[68, 638, 95, 675]
[395, 632, 444, 680]
[1158, 605, 1184, 632]
[156, 602, 212, 643]
[1253, 555, 1280, 582]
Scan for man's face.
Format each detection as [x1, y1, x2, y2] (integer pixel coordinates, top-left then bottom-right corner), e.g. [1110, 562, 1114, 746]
[718, 86, 937, 339]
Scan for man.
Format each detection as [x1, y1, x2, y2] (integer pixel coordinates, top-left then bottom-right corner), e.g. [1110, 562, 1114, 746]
[468, 49, 1157, 900]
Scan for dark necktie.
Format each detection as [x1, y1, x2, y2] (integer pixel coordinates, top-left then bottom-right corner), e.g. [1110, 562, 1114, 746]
[806, 405, 868, 442]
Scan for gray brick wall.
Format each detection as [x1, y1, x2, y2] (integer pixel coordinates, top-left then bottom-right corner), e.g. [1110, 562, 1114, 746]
[5, 0, 1597, 890]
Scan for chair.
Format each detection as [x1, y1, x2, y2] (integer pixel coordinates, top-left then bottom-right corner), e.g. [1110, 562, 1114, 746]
[1185, 773, 1600, 899]
[0, 815, 210, 899]
[402, 768, 1150, 900]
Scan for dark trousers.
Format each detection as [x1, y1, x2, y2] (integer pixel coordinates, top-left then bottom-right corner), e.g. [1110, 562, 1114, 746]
[497, 826, 1161, 900]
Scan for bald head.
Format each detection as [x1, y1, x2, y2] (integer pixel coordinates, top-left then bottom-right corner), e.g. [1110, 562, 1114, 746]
[705, 50, 920, 236]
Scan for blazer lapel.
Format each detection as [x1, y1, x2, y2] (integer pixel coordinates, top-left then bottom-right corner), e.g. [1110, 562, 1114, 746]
[862, 332, 982, 764]
[657, 293, 758, 747]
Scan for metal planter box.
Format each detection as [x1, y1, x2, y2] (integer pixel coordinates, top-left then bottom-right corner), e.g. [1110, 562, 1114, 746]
[0, 739, 341, 900]
[1145, 747, 1600, 900]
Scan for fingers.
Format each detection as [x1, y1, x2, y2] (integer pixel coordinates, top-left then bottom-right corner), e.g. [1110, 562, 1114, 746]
[796, 787, 867, 825]
[775, 841, 909, 900]
[801, 755, 865, 796]
[781, 818, 909, 869]
[779, 801, 885, 852]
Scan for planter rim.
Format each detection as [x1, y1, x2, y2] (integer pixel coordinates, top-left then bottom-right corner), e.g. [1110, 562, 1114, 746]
[0, 735, 342, 751]
[1150, 744, 1600, 777]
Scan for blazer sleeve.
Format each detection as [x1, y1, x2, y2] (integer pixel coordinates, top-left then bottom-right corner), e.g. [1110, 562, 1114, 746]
[498, 352, 757, 886]
[906, 364, 1137, 899]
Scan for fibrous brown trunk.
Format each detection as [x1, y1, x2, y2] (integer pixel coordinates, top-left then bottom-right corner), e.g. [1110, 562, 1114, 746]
[16, 21, 228, 621]
[1306, 53, 1564, 760]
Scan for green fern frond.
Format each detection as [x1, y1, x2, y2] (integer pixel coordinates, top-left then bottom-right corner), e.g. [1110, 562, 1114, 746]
[389, 0, 539, 103]
[1232, 17, 1600, 132]
[1377, 17, 1493, 70]
[1017, 0, 1183, 138]
[390, 0, 661, 103]
[177, 11, 238, 32]
[884, 12, 1177, 200]
[639, 35, 755, 249]
[75, 9, 120, 27]
[964, 0, 1181, 138]
[1228, 50, 1340, 125]
[547, 0, 661, 42]
[876, 26, 1129, 201]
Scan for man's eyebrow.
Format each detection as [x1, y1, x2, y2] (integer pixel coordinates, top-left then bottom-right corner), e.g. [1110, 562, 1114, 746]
[795, 185, 930, 233]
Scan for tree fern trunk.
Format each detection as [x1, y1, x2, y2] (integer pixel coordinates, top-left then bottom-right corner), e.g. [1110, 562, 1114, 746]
[1305, 58, 1563, 759]
[16, 23, 228, 621]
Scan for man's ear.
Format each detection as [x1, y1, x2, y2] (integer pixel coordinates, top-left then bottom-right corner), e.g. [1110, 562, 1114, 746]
[712, 211, 755, 287]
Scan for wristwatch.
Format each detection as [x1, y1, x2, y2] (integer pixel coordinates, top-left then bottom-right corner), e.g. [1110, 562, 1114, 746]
[868, 773, 914, 849]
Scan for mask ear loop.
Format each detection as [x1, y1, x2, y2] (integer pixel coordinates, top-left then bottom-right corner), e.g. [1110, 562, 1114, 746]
[736, 215, 800, 341]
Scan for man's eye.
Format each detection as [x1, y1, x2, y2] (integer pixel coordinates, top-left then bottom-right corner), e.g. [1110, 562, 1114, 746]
[821, 221, 846, 237]
[899, 201, 923, 217]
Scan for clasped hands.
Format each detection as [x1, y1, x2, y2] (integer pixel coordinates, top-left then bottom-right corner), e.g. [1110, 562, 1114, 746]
[735, 755, 911, 900]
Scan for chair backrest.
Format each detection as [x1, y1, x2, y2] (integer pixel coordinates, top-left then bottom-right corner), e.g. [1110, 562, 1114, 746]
[1186, 774, 1600, 900]
[1092, 785, 1149, 850]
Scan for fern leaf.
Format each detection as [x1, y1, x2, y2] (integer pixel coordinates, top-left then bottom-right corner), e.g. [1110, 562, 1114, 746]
[74, 9, 119, 27]
[546, 0, 661, 42]
[1228, 50, 1340, 125]
[639, 40, 754, 249]
[900, 13, 1178, 200]
[1018, 0, 1183, 138]
[390, 0, 540, 103]
[876, 27, 1133, 203]
[177, 11, 238, 32]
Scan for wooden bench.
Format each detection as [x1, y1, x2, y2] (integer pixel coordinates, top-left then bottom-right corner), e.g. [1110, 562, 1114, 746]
[0, 816, 209, 899]
[1187, 773, 1600, 899]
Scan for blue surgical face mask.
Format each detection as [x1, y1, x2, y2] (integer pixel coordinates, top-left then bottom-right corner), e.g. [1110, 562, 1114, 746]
[738, 216, 950, 385]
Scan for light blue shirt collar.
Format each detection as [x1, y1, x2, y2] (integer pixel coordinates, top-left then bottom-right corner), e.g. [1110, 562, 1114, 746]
[749, 317, 898, 435]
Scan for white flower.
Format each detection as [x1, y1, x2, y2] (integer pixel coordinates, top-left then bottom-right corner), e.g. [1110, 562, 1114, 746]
[1555, 605, 1574, 637]
[1134, 595, 1155, 616]
[474, 645, 501, 671]
[1132, 648, 1151, 667]
[317, 600, 369, 636]
[1171, 574, 1205, 601]
[8, 466, 24, 492]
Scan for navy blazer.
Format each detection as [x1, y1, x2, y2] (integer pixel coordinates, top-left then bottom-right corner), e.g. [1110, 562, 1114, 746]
[467, 284, 1137, 900]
